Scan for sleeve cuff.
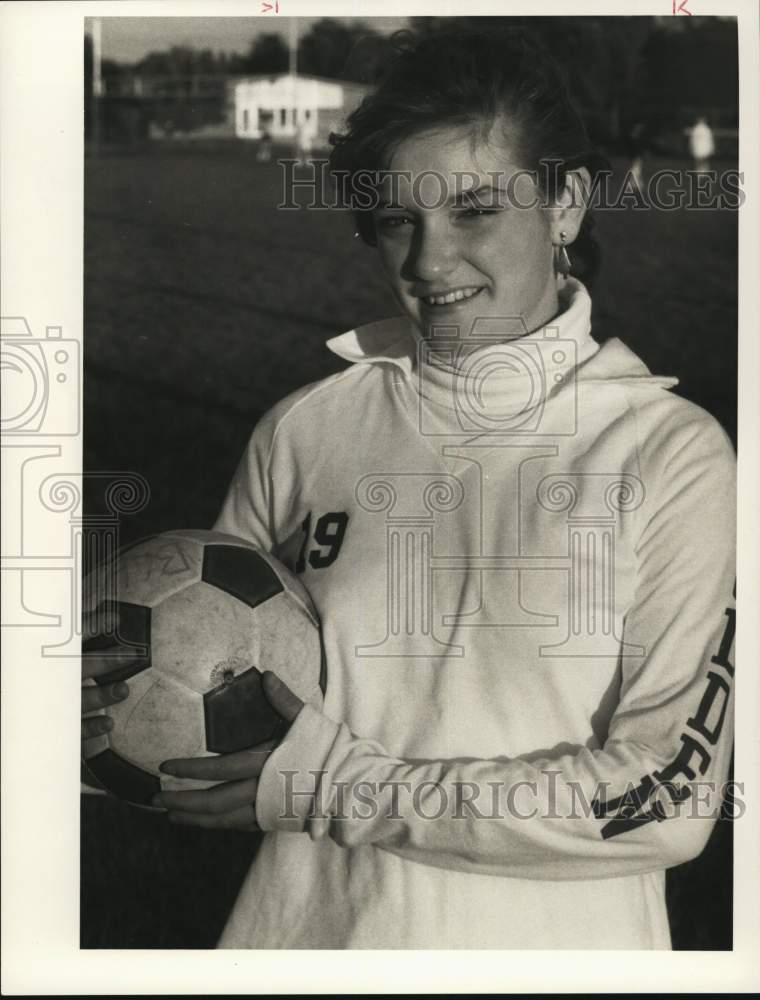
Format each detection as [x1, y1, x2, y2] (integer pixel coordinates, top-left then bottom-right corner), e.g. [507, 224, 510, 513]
[255, 703, 342, 833]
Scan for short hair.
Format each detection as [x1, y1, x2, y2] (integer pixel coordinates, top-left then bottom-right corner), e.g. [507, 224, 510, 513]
[330, 23, 607, 286]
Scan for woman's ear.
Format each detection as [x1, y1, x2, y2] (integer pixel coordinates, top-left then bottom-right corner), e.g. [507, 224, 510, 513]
[547, 166, 591, 244]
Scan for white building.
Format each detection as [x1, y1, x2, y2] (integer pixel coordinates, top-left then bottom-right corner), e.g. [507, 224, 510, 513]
[232, 74, 370, 147]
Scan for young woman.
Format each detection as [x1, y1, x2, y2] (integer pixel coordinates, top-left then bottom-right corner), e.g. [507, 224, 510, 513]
[82, 26, 736, 949]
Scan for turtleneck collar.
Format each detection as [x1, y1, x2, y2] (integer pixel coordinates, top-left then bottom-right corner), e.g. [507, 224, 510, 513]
[412, 277, 597, 414]
[327, 278, 599, 416]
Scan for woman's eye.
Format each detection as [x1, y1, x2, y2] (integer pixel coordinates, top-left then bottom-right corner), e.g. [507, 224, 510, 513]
[376, 216, 413, 230]
[457, 207, 498, 219]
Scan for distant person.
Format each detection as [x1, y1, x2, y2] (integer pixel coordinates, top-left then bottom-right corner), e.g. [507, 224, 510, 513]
[296, 116, 315, 165]
[256, 128, 272, 163]
[626, 120, 648, 192]
[688, 117, 715, 173]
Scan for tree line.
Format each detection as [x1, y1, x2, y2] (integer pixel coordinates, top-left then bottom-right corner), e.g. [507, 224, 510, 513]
[90, 16, 738, 143]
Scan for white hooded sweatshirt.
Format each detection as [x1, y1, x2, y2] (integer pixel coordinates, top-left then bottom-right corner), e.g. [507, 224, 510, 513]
[214, 278, 736, 949]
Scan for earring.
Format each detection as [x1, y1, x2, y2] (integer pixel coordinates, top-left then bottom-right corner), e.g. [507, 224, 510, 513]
[554, 231, 572, 278]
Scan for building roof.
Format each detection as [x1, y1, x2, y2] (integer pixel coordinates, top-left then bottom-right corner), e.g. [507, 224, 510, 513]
[230, 73, 371, 91]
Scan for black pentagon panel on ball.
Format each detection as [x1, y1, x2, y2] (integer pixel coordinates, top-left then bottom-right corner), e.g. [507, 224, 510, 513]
[201, 544, 284, 609]
[84, 600, 152, 685]
[204, 665, 287, 753]
[84, 748, 161, 807]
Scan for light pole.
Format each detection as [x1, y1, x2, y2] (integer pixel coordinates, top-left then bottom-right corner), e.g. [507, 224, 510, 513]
[289, 17, 298, 157]
[91, 17, 103, 152]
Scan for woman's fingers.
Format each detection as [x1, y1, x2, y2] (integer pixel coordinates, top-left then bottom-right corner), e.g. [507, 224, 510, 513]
[153, 777, 259, 815]
[82, 679, 129, 714]
[262, 671, 304, 723]
[81, 714, 114, 741]
[81, 646, 142, 681]
[160, 741, 277, 782]
[167, 803, 259, 831]
[81, 671, 130, 742]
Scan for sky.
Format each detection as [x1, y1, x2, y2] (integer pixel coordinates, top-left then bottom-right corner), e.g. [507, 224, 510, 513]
[90, 15, 410, 63]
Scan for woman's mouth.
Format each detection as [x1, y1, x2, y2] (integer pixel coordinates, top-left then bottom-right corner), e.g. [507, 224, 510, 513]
[420, 286, 485, 307]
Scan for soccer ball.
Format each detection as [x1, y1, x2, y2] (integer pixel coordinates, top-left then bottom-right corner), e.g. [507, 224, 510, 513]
[81, 529, 325, 808]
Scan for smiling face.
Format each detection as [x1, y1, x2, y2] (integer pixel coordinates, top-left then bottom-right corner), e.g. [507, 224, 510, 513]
[372, 122, 561, 345]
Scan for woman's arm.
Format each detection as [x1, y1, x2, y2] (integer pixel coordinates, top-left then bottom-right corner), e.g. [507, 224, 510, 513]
[253, 414, 736, 881]
[213, 408, 278, 551]
[161, 400, 735, 881]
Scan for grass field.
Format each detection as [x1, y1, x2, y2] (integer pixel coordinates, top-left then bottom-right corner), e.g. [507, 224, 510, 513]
[82, 142, 737, 949]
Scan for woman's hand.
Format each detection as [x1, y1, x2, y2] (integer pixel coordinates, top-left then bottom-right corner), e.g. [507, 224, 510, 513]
[150, 672, 305, 831]
[81, 608, 132, 744]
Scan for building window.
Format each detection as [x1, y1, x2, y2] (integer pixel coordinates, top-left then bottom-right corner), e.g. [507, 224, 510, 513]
[242, 109, 249, 131]
[304, 109, 311, 120]
[280, 108, 286, 126]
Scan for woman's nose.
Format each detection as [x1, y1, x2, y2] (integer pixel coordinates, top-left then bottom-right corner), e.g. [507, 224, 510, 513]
[405, 223, 458, 283]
